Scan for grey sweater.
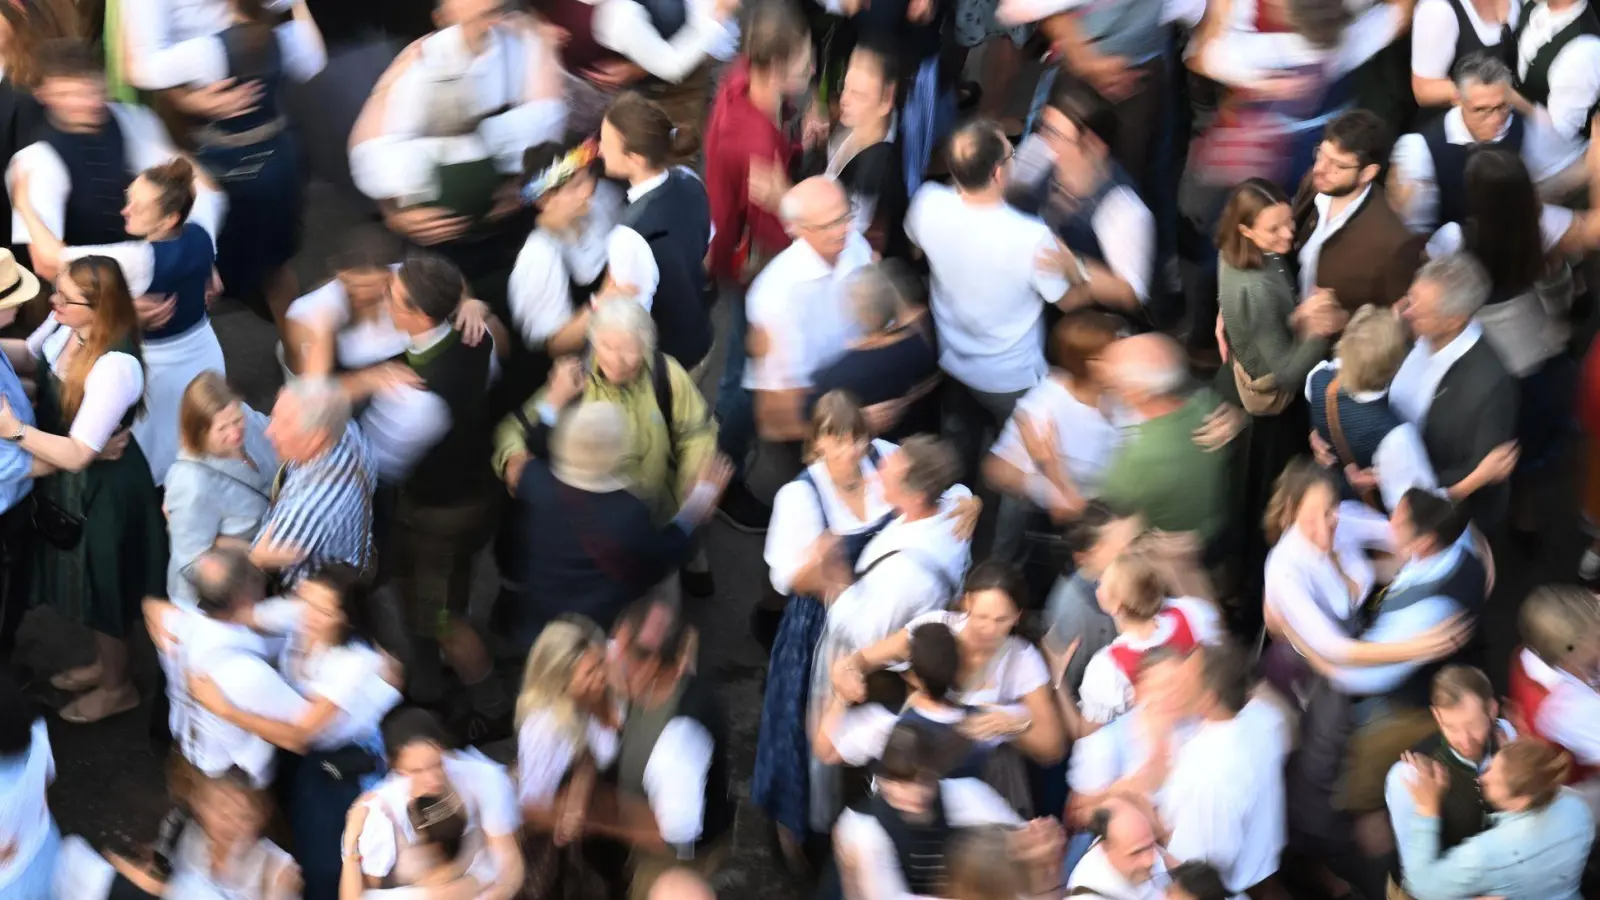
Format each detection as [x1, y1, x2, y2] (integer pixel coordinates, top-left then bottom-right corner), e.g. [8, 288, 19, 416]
[1218, 254, 1330, 392]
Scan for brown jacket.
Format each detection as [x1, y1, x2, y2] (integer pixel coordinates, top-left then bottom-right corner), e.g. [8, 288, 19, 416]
[1291, 178, 1423, 314]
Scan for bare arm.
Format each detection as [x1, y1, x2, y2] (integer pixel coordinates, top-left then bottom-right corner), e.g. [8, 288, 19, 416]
[1011, 685, 1067, 764]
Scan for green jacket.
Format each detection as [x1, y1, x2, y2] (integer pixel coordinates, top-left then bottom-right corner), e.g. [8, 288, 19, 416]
[492, 357, 718, 525]
[1218, 256, 1329, 391]
[1099, 389, 1229, 544]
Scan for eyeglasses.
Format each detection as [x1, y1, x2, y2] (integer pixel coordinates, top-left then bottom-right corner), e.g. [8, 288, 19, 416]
[1315, 144, 1364, 171]
[1464, 102, 1511, 118]
[802, 210, 854, 231]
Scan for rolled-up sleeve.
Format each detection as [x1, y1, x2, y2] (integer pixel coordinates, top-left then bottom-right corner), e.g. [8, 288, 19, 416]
[641, 717, 714, 851]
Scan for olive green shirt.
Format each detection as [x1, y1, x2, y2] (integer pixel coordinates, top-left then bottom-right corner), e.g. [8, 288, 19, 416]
[1099, 389, 1229, 544]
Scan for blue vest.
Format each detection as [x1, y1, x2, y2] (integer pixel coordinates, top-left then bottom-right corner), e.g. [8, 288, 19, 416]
[897, 706, 989, 780]
[635, 0, 688, 40]
[1015, 162, 1138, 267]
[1366, 548, 1487, 710]
[621, 169, 713, 369]
[1420, 112, 1525, 228]
[1308, 365, 1403, 507]
[43, 112, 134, 246]
[144, 222, 215, 341]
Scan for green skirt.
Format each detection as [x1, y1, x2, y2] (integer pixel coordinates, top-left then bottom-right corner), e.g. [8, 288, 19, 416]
[33, 440, 169, 637]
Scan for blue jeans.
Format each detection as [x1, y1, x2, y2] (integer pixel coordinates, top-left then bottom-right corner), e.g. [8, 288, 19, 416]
[714, 286, 754, 477]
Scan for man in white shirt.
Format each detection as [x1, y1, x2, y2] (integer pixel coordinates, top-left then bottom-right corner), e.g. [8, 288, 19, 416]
[1008, 81, 1154, 314]
[906, 119, 1085, 476]
[832, 721, 1033, 900]
[349, 0, 566, 262]
[355, 709, 523, 898]
[1512, 0, 1600, 201]
[120, 0, 294, 92]
[594, 597, 733, 899]
[1390, 54, 1555, 234]
[1162, 643, 1289, 896]
[743, 177, 873, 446]
[148, 547, 307, 793]
[358, 253, 503, 723]
[1066, 797, 1174, 900]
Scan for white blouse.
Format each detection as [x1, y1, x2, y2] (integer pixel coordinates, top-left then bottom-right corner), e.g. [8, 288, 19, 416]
[0, 719, 53, 893]
[1078, 597, 1226, 725]
[25, 317, 146, 452]
[357, 751, 520, 881]
[515, 708, 620, 808]
[988, 376, 1122, 500]
[764, 439, 900, 595]
[284, 266, 411, 371]
[903, 610, 1050, 706]
[1263, 502, 1392, 662]
[252, 599, 402, 751]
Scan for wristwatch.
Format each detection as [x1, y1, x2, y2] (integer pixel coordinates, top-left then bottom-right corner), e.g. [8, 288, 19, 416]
[2, 422, 24, 442]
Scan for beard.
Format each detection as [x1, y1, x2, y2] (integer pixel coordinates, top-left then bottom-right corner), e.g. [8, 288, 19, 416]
[1321, 179, 1362, 198]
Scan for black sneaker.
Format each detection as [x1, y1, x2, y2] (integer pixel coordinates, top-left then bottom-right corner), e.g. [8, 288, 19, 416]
[681, 568, 715, 598]
[716, 481, 772, 534]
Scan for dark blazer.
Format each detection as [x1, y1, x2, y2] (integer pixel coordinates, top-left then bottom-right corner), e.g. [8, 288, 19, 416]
[1420, 339, 1518, 531]
[1292, 178, 1424, 314]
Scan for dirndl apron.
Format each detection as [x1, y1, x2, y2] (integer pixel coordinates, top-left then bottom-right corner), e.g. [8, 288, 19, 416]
[750, 458, 892, 838]
[136, 320, 227, 487]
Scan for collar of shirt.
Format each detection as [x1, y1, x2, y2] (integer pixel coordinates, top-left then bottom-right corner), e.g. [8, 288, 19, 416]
[1520, 646, 1592, 695]
[1070, 843, 1170, 899]
[1389, 534, 1469, 593]
[1390, 320, 1482, 423]
[628, 171, 670, 204]
[1312, 183, 1373, 238]
[1527, 0, 1590, 42]
[1445, 718, 1518, 773]
[1443, 106, 1513, 145]
[409, 322, 454, 354]
[425, 23, 506, 70]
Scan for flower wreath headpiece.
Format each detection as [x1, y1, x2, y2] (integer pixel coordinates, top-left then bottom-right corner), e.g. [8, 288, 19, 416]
[522, 138, 599, 205]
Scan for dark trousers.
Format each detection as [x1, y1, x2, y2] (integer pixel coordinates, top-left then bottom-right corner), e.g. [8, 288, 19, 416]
[282, 748, 373, 900]
[0, 498, 34, 662]
[1104, 56, 1168, 198]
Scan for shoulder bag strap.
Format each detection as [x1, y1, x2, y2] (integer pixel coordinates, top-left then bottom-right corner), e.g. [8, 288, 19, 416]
[169, 459, 270, 503]
[1323, 375, 1380, 508]
[652, 349, 677, 460]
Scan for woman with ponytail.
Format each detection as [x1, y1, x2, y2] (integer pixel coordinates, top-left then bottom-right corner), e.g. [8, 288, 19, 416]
[15, 156, 226, 487]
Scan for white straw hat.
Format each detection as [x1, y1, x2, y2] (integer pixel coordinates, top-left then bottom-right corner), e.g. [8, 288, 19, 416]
[0, 250, 41, 312]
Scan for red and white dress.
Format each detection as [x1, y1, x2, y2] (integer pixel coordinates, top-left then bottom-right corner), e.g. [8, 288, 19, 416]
[1077, 597, 1225, 725]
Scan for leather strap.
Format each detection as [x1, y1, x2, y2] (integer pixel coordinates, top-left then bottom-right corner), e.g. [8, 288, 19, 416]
[1324, 375, 1380, 509]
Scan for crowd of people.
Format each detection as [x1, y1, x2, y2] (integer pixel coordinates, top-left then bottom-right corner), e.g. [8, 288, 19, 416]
[0, 0, 1594, 897]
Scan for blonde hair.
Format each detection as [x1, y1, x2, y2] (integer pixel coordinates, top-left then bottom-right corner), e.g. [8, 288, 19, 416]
[179, 371, 239, 456]
[1520, 584, 1600, 665]
[1336, 305, 1410, 393]
[515, 617, 608, 742]
[805, 390, 869, 463]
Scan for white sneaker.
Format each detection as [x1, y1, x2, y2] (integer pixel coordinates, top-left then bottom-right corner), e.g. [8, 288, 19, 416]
[1580, 548, 1600, 581]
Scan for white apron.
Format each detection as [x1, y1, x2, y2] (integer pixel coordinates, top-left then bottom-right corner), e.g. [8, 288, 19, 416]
[136, 319, 227, 486]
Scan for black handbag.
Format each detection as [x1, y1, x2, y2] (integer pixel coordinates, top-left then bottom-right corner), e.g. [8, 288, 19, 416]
[312, 745, 380, 782]
[31, 494, 83, 551]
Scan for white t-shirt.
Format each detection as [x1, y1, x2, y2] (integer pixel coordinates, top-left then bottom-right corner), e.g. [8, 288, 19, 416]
[357, 751, 520, 880]
[515, 709, 620, 808]
[988, 376, 1122, 498]
[1411, 0, 1520, 79]
[903, 610, 1050, 706]
[0, 719, 53, 893]
[284, 265, 411, 371]
[1078, 597, 1226, 724]
[742, 232, 874, 392]
[907, 184, 1065, 394]
[251, 599, 403, 751]
[25, 317, 145, 453]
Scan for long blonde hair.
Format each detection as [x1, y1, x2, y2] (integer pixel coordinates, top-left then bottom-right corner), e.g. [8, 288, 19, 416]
[515, 617, 608, 743]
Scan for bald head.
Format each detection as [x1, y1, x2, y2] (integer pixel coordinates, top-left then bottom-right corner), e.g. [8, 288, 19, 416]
[1095, 797, 1159, 885]
[779, 177, 848, 228]
[948, 119, 1011, 191]
[1104, 334, 1187, 404]
[648, 868, 715, 900]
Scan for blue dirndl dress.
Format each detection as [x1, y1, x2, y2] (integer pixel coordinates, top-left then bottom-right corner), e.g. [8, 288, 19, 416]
[751, 464, 893, 838]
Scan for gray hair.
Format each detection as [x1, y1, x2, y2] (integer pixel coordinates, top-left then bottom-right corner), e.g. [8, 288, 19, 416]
[550, 401, 626, 478]
[845, 264, 900, 333]
[897, 435, 961, 508]
[1453, 53, 1514, 92]
[588, 299, 657, 358]
[1113, 353, 1187, 398]
[1416, 252, 1492, 319]
[282, 376, 352, 437]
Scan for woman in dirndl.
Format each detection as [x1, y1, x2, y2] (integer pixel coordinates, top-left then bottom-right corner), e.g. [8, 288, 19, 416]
[0, 256, 166, 726]
[186, 562, 402, 900]
[750, 392, 900, 868]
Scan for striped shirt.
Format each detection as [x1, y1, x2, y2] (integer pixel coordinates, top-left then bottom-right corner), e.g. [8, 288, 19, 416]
[257, 422, 376, 588]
